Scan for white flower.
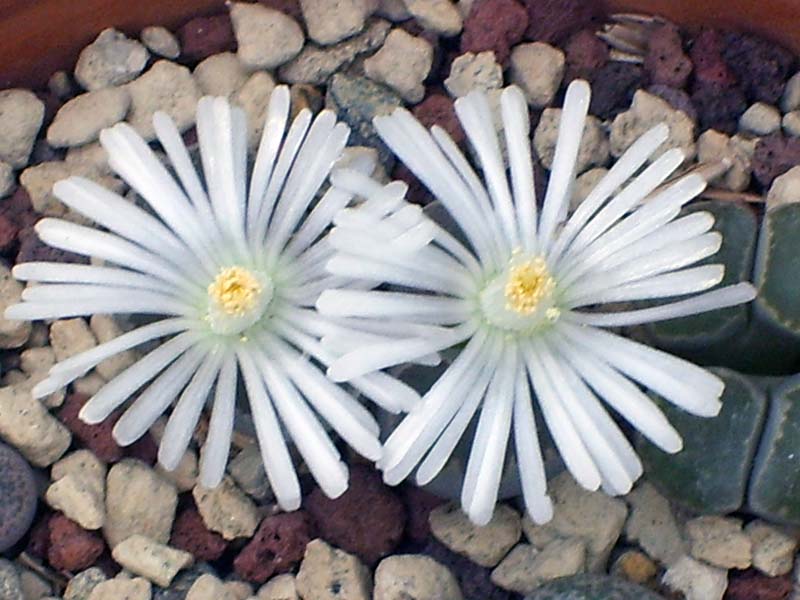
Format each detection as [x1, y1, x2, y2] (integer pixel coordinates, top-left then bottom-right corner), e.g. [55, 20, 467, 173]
[5, 87, 419, 510]
[317, 80, 757, 525]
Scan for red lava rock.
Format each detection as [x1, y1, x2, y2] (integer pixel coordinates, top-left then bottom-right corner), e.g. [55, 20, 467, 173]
[17, 227, 89, 265]
[392, 163, 433, 206]
[722, 31, 794, 104]
[691, 81, 747, 135]
[647, 84, 697, 122]
[644, 24, 692, 89]
[304, 465, 406, 565]
[401, 485, 445, 544]
[589, 62, 643, 119]
[0, 188, 37, 254]
[171, 507, 228, 562]
[26, 513, 52, 560]
[233, 511, 315, 584]
[0, 215, 19, 252]
[125, 433, 158, 465]
[563, 29, 609, 82]
[724, 569, 793, 600]
[48, 514, 104, 572]
[521, 0, 602, 44]
[257, 0, 303, 21]
[178, 14, 236, 61]
[58, 393, 124, 463]
[0, 442, 38, 552]
[412, 94, 465, 146]
[423, 539, 511, 600]
[690, 29, 737, 87]
[753, 133, 800, 188]
[460, 0, 529, 65]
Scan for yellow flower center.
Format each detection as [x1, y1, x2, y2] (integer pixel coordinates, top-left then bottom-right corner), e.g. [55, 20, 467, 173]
[504, 257, 555, 315]
[208, 266, 263, 316]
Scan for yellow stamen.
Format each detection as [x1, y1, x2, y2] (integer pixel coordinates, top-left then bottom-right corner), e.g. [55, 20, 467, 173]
[208, 266, 262, 316]
[504, 257, 555, 315]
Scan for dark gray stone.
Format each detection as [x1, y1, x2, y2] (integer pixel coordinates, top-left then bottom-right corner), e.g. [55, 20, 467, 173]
[525, 574, 664, 599]
[153, 563, 215, 600]
[0, 441, 38, 552]
[0, 559, 23, 600]
[326, 73, 402, 166]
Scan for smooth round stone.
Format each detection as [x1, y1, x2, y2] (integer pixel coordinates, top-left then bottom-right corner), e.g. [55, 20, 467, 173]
[748, 372, 800, 523]
[525, 574, 664, 599]
[637, 368, 767, 514]
[0, 441, 38, 552]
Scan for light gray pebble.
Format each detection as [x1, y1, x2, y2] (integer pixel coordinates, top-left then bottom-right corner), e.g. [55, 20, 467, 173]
[783, 111, 800, 137]
[662, 555, 727, 600]
[279, 19, 391, 86]
[535, 109, 609, 175]
[75, 28, 149, 91]
[374, 555, 462, 600]
[0, 89, 45, 168]
[364, 28, 432, 103]
[47, 87, 131, 147]
[193, 52, 249, 99]
[230, 3, 304, 69]
[0, 559, 23, 600]
[510, 42, 565, 108]
[125, 60, 201, 141]
[429, 503, 521, 568]
[444, 51, 502, 98]
[64, 567, 107, 600]
[404, 0, 462, 36]
[781, 71, 800, 113]
[0, 161, 14, 199]
[300, 0, 370, 45]
[141, 26, 181, 60]
[739, 102, 781, 135]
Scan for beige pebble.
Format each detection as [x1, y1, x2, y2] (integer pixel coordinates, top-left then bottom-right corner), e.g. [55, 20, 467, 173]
[193, 477, 259, 540]
[112, 535, 193, 587]
[104, 459, 178, 548]
[296, 539, 372, 600]
[0, 384, 70, 466]
[87, 576, 151, 600]
[429, 503, 521, 567]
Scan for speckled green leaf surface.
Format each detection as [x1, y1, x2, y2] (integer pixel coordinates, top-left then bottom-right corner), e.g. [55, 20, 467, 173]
[747, 372, 800, 523]
[638, 368, 767, 514]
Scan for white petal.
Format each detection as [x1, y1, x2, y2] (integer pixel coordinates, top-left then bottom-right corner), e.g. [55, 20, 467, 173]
[199, 353, 238, 488]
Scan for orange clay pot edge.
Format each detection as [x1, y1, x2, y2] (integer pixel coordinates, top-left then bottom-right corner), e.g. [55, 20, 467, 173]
[0, 0, 799, 89]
